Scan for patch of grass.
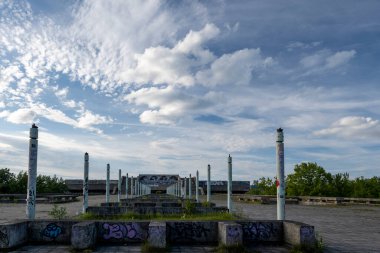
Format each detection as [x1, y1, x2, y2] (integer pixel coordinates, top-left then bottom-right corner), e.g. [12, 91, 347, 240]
[48, 204, 67, 219]
[214, 244, 250, 253]
[141, 241, 169, 253]
[290, 235, 324, 253]
[77, 211, 236, 221]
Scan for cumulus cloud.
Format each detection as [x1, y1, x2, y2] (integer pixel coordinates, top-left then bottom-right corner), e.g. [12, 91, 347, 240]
[314, 116, 380, 139]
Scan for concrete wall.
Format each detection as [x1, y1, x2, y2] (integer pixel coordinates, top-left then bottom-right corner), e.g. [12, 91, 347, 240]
[238, 221, 283, 243]
[96, 222, 149, 243]
[283, 221, 316, 246]
[28, 220, 78, 243]
[0, 221, 28, 249]
[166, 221, 218, 244]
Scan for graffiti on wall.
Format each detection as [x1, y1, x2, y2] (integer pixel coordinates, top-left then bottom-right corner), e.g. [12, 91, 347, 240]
[300, 226, 314, 241]
[102, 223, 147, 240]
[0, 228, 9, 247]
[139, 175, 179, 186]
[242, 222, 279, 241]
[41, 223, 64, 240]
[167, 222, 211, 241]
[227, 226, 241, 240]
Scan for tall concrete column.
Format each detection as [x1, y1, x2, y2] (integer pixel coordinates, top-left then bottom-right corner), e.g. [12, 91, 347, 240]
[83, 152, 89, 213]
[126, 173, 129, 199]
[276, 128, 285, 220]
[196, 170, 199, 203]
[131, 176, 134, 196]
[228, 154, 232, 213]
[189, 174, 192, 199]
[26, 124, 38, 219]
[207, 164, 211, 202]
[118, 169, 121, 202]
[184, 177, 187, 199]
[106, 164, 110, 203]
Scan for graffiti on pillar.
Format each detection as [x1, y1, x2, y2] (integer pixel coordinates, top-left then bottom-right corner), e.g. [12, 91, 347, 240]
[0, 228, 9, 247]
[167, 222, 211, 241]
[27, 189, 35, 206]
[139, 174, 179, 186]
[300, 226, 314, 241]
[102, 223, 147, 240]
[241, 222, 279, 241]
[41, 223, 64, 240]
[227, 226, 241, 239]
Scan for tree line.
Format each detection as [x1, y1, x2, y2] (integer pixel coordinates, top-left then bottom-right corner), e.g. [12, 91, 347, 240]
[0, 168, 67, 194]
[249, 162, 380, 198]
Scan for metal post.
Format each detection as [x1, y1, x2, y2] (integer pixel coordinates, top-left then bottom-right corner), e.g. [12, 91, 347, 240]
[126, 173, 129, 199]
[276, 128, 285, 220]
[83, 152, 89, 213]
[118, 169, 121, 202]
[106, 164, 110, 203]
[184, 177, 187, 199]
[228, 154, 232, 213]
[196, 170, 199, 203]
[189, 174, 192, 199]
[26, 124, 38, 219]
[207, 164, 211, 202]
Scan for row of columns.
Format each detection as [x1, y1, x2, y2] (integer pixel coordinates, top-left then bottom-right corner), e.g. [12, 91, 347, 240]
[25, 124, 285, 221]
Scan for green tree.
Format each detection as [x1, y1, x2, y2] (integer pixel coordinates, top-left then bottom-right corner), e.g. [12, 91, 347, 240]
[0, 168, 16, 193]
[330, 173, 351, 197]
[286, 162, 333, 196]
[249, 177, 276, 195]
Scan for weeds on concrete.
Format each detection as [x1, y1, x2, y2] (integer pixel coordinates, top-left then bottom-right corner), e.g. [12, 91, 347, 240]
[78, 211, 235, 221]
[290, 235, 324, 253]
[48, 204, 67, 219]
[214, 244, 251, 253]
[141, 241, 169, 253]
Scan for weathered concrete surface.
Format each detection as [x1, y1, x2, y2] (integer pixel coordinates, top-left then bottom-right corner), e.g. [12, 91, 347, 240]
[0, 221, 28, 249]
[238, 221, 283, 243]
[1, 194, 379, 252]
[283, 220, 315, 246]
[28, 220, 77, 243]
[71, 221, 97, 250]
[148, 221, 166, 248]
[166, 221, 218, 244]
[96, 221, 149, 243]
[218, 222, 242, 246]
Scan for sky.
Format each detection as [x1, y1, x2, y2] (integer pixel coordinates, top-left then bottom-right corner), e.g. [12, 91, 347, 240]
[0, 0, 379, 181]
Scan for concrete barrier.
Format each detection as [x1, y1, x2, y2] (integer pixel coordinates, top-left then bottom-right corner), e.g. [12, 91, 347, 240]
[167, 221, 218, 244]
[71, 221, 97, 250]
[218, 222, 242, 246]
[0, 221, 28, 250]
[148, 221, 166, 248]
[0, 219, 316, 250]
[283, 221, 315, 246]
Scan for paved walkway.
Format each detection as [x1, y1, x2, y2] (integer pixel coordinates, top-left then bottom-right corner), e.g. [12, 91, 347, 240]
[1, 194, 380, 252]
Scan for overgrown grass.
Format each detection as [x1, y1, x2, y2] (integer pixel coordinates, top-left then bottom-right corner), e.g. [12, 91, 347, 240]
[214, 244, 251, 253]
[78, 211, 236, 221]
[141, 241, 169, 253]
[290, 235, 324, 253]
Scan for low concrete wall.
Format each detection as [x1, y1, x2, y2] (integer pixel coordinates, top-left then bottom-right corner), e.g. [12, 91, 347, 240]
[283, 221, 315, 246]
[0, 219, 315, 250]
[166, 221, 218, 244]
[0, 221, 28, 249]
[28, 220, 78, 244]
[96, 221, 149, 243]
[238, 221, 283, 243]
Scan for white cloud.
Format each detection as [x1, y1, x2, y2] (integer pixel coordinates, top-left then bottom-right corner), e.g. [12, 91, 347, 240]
[326, 50, 356, 69]
[314, 116, 380, 139]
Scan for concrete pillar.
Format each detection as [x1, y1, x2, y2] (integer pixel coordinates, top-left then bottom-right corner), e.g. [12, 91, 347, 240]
[83, 152, 89, 213]
[184, 177, 187, 199]
[228, 154, 232, 213]
[196, 170, 199, 203]
[26, 124, 38, 219]
[126, 173, 129, 199]
[189, 174, 192, 199]
[276, 128, 285, 220]
[118, 169, 121, 202]
[207, 164, 211, 202]
[131, 176, 135, 198]
[106, 164, 110, 204]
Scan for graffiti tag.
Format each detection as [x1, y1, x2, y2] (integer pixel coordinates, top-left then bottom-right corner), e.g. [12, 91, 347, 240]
[168, 222, 210, 241]
[102, 223, 145, 240]
[0, 229, 9, 246]
[227, 226, 241, 239]
[41, 223, 63, 239]
[242, 222, 278, 241]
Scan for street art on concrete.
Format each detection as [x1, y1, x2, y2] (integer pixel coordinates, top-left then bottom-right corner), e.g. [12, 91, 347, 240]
[41, 223, 64, 240]
[100, 222, 148, 242]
